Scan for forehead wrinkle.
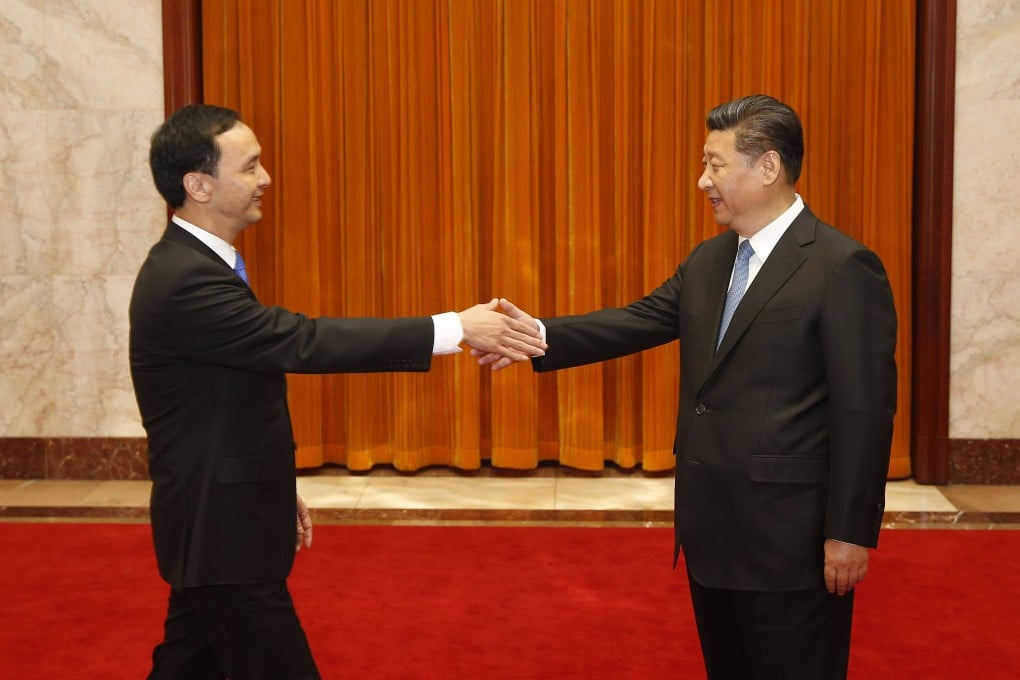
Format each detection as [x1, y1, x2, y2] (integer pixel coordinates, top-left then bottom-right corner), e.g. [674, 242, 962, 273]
[703, 146, 724, 161]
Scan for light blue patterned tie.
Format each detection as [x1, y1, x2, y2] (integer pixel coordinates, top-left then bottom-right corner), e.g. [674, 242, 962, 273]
[717, 239, 753, 349]
[233, 251, 249, 286]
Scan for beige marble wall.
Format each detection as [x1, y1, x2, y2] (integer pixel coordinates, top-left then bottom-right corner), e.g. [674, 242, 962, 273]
[951, 0, 1020, 438]
[0, 0, 164, 437]
[0, 1, 1016, 442]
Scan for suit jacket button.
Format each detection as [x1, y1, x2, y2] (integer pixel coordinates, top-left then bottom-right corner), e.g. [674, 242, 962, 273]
[695, 403, 708, 415]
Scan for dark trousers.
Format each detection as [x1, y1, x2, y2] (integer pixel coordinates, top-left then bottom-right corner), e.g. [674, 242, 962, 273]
[148, 581, 320, 680]
[687, 572, 854, 680]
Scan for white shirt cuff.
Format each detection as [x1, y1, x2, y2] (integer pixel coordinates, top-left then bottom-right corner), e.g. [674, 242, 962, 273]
[431, 312, 464, 355]
[536, 318, 547, 344]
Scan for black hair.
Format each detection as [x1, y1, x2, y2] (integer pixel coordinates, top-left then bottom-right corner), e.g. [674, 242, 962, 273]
[149, 104, 242, 208]
[706, 95, 804, 184]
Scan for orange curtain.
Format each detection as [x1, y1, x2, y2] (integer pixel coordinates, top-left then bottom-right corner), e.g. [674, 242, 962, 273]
[201, 0, 913, 476]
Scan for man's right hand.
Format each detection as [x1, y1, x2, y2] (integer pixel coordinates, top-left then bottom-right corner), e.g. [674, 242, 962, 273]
[458, 298, 545, 364]
[470, 298, 541, 371]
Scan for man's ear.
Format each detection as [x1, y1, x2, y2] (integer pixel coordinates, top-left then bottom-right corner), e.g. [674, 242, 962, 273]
[760, 150, 782, 186]
[183, 172, 212, 204]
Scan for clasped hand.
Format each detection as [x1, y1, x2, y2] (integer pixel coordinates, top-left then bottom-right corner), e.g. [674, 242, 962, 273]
[463, 299, 539, 371]
[458, 298, 545, 364]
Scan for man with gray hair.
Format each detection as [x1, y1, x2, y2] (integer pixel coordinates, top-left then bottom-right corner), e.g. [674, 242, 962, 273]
[482, 94, 897, 679]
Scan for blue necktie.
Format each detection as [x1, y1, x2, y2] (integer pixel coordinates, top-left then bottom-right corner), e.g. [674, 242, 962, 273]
[233, 251, 249, 286]
[717, 239, 753, 348]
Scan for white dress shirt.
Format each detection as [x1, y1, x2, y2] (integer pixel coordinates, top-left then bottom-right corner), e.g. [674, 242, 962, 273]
[731, 194, 805, 292]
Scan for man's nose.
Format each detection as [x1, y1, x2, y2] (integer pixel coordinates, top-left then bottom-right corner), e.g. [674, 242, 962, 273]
[697, 169, 711, 191]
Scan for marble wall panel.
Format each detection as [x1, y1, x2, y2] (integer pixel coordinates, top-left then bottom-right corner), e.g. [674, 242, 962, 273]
[0, 438, 45, 478]
[0, 437, 147, 480]
[951, 0, 1020, 438]
[0, 0, 164, 438]
[950, 439, 1020, 484]
[0, 0, 163, 111]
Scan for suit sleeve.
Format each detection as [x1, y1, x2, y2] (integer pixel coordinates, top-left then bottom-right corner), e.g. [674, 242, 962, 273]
[820, 248, 897, 547]
[159, 263, 434, 374]
[532, 266, 684, 372]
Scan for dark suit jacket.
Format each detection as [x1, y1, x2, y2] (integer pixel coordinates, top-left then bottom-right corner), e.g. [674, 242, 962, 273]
[534, 206, 897, 591]
[130, 223, 434, 589]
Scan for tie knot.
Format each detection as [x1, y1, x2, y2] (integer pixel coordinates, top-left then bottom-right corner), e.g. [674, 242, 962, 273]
[233, 251, 249, 285]
[737, 239, 754, 262]
[717, 239, 754, 349]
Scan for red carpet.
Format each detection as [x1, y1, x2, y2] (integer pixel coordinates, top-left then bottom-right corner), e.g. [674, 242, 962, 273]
[0, 524, 1016, 679]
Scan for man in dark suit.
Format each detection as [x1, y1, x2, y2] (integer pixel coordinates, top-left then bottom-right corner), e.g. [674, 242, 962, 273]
[131, 103, 546, 679]
[478, 95, 897, 679]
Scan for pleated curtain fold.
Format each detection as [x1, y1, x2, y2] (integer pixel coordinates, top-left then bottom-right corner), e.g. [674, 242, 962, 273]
[201, 0, 914, 476]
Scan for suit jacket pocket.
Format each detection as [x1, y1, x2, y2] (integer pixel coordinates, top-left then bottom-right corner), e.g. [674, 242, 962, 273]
[749, 453, 828, 483]
[216, 454, 275, 484]
[755, 305, 803, 324]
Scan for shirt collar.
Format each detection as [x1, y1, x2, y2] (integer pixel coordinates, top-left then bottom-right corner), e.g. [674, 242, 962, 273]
[741, 194, 804, 263]
[171, 214, 240, 268]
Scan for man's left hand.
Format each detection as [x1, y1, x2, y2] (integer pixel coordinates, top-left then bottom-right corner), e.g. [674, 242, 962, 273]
[296, 493, 313, 552]
[823, 538, 868, 595]
[458, 298, 546, 362]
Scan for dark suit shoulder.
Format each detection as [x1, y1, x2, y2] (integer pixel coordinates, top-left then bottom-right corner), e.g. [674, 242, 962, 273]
[794, 208, 874, 256]
[147, 226, 231, 271]
[131, 236, 240, 321]
[681, 228, 737, 268]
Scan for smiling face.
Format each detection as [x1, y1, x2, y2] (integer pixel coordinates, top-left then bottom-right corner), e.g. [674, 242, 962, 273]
[697, 129, 771, 237]
[208, 123, 271, 233]
[181, 122, 272, 242]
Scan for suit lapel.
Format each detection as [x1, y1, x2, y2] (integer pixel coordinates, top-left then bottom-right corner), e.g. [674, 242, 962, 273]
[163, 222, 258, 300]
[706, 208, 817, 374]
[164, 223, 226, 264]
[697, 232, 740, 381]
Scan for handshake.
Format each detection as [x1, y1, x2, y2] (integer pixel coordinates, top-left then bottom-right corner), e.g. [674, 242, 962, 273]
[457, 298, 542, 371]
